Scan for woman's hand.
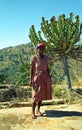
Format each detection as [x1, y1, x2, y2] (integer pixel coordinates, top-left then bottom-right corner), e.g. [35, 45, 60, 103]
[29, 80, 33, 87]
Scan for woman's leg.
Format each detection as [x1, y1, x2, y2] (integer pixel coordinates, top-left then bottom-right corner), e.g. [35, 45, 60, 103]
[32, 101, 37, 119]
[37, 101, 42, 112]
[36, 101, 43, 115]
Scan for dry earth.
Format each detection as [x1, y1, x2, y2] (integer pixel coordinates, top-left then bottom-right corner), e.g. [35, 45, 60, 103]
[0, 103, 82, 130]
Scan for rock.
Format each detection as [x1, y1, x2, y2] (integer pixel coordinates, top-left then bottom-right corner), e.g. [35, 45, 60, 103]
[0, 104, 82, 130]
[0, 124, 11, 130]
[29, 126, 47, 130]
[1, 114, 18, 125]
[11, 124, 27, 130]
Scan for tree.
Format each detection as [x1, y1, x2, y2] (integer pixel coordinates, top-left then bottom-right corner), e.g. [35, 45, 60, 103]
[29, 12, 82, 90]
[0, 73, 6, 84]
[15, 54, 30, 86]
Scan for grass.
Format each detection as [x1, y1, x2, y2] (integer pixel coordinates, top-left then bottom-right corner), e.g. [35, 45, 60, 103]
[52, 85, 82, 104]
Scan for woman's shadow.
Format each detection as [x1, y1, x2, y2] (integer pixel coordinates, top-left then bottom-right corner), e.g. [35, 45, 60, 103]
[45, 110, 82, 118]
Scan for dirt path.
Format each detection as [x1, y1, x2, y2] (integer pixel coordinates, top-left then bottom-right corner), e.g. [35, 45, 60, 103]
[0, 104, 82, 130]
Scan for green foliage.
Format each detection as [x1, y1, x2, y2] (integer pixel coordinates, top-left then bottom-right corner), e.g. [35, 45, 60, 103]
[0, 42, 82, 86]
[52, 85, 63, 98]
[51, 61, 64, 84]
[16, 86, 32, 101]
[52, 85, 82, 104]
[15, 54, 30, 86]
[0, 43, 31, 85]
[29, 12, 82, 90]
[2, 88, 17, 101]
[0, 86, 32, 102]
[0, 73, 6, 83]
[29, 12, 82, 61]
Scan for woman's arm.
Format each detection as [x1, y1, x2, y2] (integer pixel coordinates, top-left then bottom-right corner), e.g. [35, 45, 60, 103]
[29, 56, 35, 86]
[47, 67, 51, 77]
[30, 65, 34, 85]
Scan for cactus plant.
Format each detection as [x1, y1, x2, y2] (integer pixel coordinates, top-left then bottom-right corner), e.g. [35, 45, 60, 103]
[29, 12, 82, 90]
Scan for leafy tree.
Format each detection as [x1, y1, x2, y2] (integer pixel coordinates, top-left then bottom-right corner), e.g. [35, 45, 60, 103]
[15, 53, 30, 86]
[0, 73, 6, 84]
[29, 12, 82, 90]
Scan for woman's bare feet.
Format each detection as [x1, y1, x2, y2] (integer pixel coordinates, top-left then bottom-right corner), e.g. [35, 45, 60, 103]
[32, 114, 37, 119]
[36, 111, 44, 116]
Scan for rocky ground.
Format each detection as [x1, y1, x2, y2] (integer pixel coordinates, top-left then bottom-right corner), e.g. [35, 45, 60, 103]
[0, 103, 82, 130]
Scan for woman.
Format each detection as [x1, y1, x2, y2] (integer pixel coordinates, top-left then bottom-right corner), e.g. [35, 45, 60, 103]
[30, 43, 52, 119]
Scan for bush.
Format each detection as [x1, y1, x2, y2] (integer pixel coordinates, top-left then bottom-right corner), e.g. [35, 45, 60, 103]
[52, 85, 82, 104]
[52, 85, 63, 98]
[0, 86, 32, 102]
[16, 86, 32, 100]
[2, 88, 17, 101]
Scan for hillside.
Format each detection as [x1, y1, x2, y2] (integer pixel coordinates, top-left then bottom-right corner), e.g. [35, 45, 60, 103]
[0, 43, 31, 84]
[0, 43, 82, 85]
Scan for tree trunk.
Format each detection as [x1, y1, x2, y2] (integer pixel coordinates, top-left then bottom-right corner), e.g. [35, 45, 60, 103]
[62, 55, 72, 90]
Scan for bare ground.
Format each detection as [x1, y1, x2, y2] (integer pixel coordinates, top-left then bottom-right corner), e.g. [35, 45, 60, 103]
[0, 103, 82, 130]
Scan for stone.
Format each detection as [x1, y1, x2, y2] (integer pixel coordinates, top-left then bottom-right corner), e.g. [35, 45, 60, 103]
[0, 124, 11, 130]
[0, 104, 82, 130]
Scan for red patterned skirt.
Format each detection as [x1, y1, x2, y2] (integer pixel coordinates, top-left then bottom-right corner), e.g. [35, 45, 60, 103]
[32, 71, 52, 102]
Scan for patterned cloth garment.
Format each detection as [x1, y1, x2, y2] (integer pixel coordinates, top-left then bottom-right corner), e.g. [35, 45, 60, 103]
[30, 55, 52, 102]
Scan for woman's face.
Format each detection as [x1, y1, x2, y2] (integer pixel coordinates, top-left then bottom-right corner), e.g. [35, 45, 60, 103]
[37, 46, 45, 55]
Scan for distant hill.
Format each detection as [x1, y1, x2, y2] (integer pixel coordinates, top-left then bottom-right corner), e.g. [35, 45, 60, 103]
[0, 43, 32, 84]
[0, 43, 82, 86]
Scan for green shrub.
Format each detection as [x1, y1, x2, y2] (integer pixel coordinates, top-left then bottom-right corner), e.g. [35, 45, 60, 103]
[52, 85, 63, 98]
[2, 88, 17, 101]
[52, 85, 82, 104]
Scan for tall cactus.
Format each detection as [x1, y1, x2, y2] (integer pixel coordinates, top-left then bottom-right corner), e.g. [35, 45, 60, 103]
[29, 12, 82, 90]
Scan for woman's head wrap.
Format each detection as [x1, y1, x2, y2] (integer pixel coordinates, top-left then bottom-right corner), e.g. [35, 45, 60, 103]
[36, 43, 45, 49]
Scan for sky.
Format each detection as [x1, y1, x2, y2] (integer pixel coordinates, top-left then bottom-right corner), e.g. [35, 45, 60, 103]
[0, 0, 82, 49]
